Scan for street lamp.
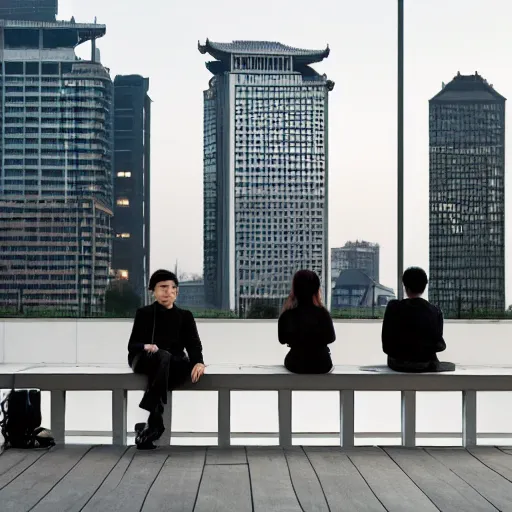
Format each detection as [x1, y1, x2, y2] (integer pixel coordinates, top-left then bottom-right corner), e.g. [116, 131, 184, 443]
[397, 0, 404, 300]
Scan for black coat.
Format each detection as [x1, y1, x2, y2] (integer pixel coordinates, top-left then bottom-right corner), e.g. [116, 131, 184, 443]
[382, 298, 445, 362]
[128, 302, 204, 367]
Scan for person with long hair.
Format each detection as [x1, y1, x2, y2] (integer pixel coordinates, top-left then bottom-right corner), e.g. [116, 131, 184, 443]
[278, 270, 336, 373]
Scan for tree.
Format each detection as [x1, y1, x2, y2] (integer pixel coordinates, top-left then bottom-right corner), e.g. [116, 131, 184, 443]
[105, 280, 141, 316]
[246, 299, 279, 319]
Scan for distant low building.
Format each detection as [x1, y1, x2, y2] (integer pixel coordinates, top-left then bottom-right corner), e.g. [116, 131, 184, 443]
[177, 280, 206, 310]
[331, 241, 379, 289]
[332, 269, 395, 309]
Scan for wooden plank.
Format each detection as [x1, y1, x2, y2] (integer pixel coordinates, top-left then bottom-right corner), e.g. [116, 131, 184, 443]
[340, 390, 355, 448]
[80, 447, 137, 505]
[0, 450, 49, 490]
[462, 390, 477, 447]
[112, 389, 127, 446]
[401, 390, 416, 447]
[218, 389, 231, 447]
[140, 447, 205, 512]
[247, 447, 302, 512]
[0, 445, 90, 511]
[385, 447, 496, 512]
[304, 447, 386, 511]
[82, 449, 168, 512]
[284, 447, 329, 512]
[31, 446, 127, 512]
[206, 447, 247, 465]
[194, 464, 252, 512]
[278, 390, 292, 448]
[51, 390, 66, 445]
[348, 447, 438, 511]
[469, 447, 512, 482]
[428, 448, 512, 511]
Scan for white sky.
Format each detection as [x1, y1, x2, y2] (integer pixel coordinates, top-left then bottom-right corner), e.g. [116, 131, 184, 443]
[61, 0, 512, 304]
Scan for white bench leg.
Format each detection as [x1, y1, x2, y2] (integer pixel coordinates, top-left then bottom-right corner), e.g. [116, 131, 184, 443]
[278, 389, 292, 448]
[218, 389, 231, 447]
[157, 391, 172, 446]
[112, 389, 127, 446]
[401, 390, 416, 447]
[51, 390, 66, 445]
[462, 390, 477, 447]
[340, 390, 355, 448]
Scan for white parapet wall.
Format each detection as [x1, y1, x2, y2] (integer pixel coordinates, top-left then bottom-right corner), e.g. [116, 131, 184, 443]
[1, 318, 512, 445]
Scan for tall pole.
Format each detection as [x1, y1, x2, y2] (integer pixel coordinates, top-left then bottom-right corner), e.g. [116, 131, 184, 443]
[397, 0, 404, 300]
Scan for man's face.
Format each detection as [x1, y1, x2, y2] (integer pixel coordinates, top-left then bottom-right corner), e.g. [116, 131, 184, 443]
[154, 280, 178, 307]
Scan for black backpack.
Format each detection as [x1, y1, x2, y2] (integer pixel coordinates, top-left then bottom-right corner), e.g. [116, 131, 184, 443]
[0, 390, 55, 450]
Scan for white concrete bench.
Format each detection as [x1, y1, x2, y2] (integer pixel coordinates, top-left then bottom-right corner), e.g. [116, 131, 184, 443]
[2, 363, 512, 448]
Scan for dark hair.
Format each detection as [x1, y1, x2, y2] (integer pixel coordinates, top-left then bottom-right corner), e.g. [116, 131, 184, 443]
[148, 269, 179, 291]
[282, 270, 323, 312]
[402, 267, 428, 295]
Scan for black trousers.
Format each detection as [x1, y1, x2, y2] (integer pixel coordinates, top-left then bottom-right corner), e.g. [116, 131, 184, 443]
[284, 349, 333, 374]
[131, 350, 192, 414]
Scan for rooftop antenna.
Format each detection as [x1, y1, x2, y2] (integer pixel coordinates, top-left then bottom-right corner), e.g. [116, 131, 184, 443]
[91, 17, 97, 62]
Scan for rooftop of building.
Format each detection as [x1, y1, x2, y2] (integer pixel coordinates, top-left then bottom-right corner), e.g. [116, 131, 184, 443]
[199, 39, 331, 74]
[334, 269, 394, 294]
[430, 71, 506, 103]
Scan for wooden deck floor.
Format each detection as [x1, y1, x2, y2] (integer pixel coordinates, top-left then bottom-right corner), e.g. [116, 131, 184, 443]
[2, 445, 512, 511]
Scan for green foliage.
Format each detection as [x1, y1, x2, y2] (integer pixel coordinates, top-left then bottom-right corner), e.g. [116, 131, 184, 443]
[105, 280, 141, 317]
[246, 299, 280, 319]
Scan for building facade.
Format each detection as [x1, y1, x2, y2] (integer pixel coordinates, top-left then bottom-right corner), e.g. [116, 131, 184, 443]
[331, 240, 379, 289]
[0, 0, 57, 21]
[113, 75, 151, 305]
[429, 72, 506, 315]
[199, 39, 334, 312]
[0, 19, 113, 315]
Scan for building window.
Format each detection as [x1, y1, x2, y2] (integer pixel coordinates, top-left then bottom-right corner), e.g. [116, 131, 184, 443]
[117, 171, 132, 178]
[116, 233, 131, 239]
[118, 270, 129, 280]
[116, 198, 129, 207]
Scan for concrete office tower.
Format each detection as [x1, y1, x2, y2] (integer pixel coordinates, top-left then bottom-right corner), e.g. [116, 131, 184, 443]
[0, 0, 57, 21]
[331, 241, 380, 289]
[0, 19, 113, 315]
[112, 75, 151, 305]
[199, 39, 334, 313]
[429, 72, 505, 315]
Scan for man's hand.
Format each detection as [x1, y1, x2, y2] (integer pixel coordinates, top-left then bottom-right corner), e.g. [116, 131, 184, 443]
[191, 363, 206, 383]
[144, 344, 159, 353]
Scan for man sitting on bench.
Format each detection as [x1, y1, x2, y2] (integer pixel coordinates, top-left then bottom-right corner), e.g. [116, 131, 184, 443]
[128, 269, 206, 449]
[382, 267, 455, 373]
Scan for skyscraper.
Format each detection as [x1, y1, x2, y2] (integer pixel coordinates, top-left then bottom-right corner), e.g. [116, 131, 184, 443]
[0, 0, 57, 21]
[199, 40, 334, 312]
[0, 19, 113, 315]
[429, 72, 505, 315]
[331, 241, 380, 289]
[113, 75, 151, 304]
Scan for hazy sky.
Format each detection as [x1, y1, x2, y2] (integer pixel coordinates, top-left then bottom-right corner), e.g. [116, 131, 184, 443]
[61, 0, 512, 303]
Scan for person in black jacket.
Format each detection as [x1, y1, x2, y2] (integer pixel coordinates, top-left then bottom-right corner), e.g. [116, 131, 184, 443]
[382, 267, 454, 372]
[278, 270, 336, 374]
[128, 269, 206, 448]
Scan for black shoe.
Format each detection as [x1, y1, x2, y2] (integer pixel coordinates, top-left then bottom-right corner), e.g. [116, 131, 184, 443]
[135, 424, 165, 450]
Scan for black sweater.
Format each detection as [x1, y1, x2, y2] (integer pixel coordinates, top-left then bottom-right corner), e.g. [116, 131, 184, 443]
[278, 304, 336, 352]
[128, 302, 204, 367]
[382, 298, 446, 362]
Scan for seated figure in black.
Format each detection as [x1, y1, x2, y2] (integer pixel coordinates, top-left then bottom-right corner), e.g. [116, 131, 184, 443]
[382, 267, 455, 373]
[278, 270, 336, 374]
[128, 269, 206, 449]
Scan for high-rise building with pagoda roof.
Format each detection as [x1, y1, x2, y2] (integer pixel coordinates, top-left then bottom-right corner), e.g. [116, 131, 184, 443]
[429, 72, 506, 315]
[199, 39, 334, 313]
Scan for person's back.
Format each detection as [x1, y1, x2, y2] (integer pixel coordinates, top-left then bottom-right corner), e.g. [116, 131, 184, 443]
[278, 270, 335, 374]
[381, 267, 454, 373]
[382, 297, 445, 362]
